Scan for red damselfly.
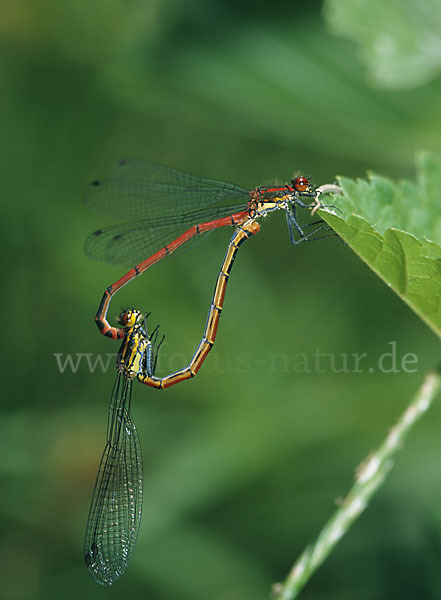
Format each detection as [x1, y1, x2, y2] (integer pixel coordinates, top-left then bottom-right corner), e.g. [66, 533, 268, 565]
[85, 160, 339, 382]
[83, 163, 341, 585]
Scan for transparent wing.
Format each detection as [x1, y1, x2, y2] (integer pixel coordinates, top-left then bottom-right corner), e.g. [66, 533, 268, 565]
[84, 203, 245, 265]
[83, 374, 142, 586]
[85, 159, 250, 220]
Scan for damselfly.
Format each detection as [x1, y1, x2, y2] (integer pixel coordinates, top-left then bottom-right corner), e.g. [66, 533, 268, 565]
[83, 309, 163, 585]
[84, 220, 262, 584]
[85, 161, 339, 372]
[83, 165, 341, 585]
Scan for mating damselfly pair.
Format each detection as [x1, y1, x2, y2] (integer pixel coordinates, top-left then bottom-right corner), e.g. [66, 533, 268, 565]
[83, 160, 340, 585]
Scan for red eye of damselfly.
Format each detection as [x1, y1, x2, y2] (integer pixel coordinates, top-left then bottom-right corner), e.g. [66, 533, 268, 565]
[293, 176, 310, 192]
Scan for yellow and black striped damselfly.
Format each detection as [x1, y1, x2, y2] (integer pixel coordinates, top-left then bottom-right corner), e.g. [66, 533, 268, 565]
[83, 309, 163, 585]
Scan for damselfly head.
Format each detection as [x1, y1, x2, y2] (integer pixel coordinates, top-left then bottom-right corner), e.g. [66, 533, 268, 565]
[118, 309, 143, 327]
[292, 176, 312, 194]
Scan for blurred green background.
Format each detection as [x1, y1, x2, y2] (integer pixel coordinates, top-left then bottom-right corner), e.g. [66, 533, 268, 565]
[3, 0, 441, 599]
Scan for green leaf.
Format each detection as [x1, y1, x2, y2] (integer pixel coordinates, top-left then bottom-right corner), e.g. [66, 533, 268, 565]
[319, 152, 441, 338]
[323, 0, 441, 89]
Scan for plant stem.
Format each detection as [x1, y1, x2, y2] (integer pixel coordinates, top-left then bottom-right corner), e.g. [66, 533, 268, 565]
[273, 369, 441, 600]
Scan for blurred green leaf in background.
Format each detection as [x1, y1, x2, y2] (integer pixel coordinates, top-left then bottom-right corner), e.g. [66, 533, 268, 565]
[2, 1, 441, 599]
[324, 0, 441, 89]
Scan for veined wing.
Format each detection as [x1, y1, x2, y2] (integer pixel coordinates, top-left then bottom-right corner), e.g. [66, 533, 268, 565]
[85, 159, 250, 220]
[84, 203, 246, 265]
[83, 374, 142, 586]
